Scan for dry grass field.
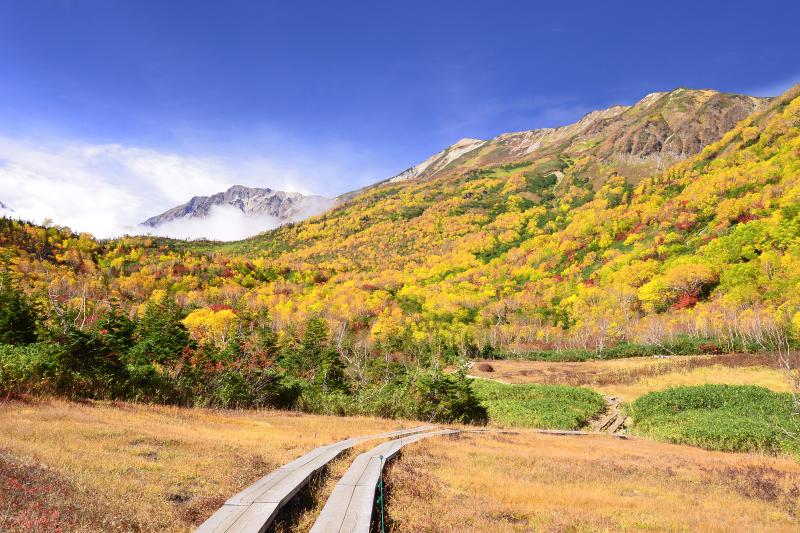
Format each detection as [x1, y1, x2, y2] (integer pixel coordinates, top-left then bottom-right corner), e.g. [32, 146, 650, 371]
[385, 431, 800, 532]
[0, 398, 402, 532]
[4, 395, 800, 532]
[469, 353, 793, 400]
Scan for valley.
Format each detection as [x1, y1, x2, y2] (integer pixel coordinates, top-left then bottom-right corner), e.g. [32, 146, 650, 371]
[2, 84, 800, 531]
[3, 3, 800, 531]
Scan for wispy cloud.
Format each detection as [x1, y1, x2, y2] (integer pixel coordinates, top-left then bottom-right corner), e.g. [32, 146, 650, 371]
[0, 133, 394, 239]
[746, 74, 800, 97]
[141, 205, 282, 241]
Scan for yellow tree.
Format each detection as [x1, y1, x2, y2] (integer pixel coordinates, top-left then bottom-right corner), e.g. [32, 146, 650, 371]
[183, 307, 239, 348]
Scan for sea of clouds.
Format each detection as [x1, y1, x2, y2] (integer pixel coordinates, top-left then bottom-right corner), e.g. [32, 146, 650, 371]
[0, 135, 358, 241]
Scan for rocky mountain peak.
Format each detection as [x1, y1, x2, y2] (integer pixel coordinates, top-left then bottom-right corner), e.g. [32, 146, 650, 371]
[142, 185, 333, 228]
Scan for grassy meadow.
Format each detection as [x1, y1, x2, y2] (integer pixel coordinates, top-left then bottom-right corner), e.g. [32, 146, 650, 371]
[385, 431, 800, 532]
[2, 353, 799, 531]
[0, 399, 403, 531]
[469, 352, 793, 400]
[628, 385, 800, 454]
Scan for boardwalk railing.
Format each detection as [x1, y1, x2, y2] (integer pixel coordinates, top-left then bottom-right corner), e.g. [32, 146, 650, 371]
[195, 425, 436, 533]
[310, 429, 459, 533]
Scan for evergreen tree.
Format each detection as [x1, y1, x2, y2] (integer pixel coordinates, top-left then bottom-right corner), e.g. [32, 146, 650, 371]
[300, 316, 328, 364]
[0, 270, 37, 344]
[95, 302, 136, 358]
[316, 347, 348, 393]
[127, 293, 191, 365]
[280, 315, 329, 379]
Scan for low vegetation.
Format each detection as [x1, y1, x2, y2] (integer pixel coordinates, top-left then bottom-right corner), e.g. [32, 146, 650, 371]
[470, 380, 605, 429]
[602, 362, 792, 401]
[0, 274, 486, 424]
[385, 432, 800, 532]
[0, 399, 402, 531]
[628, 385, 800, 454]
[468, 352, 794, 400]
[491, 337, 733, 362]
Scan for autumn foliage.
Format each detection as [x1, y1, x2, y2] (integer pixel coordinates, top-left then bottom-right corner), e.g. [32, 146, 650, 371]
[1, 85, 800, 414]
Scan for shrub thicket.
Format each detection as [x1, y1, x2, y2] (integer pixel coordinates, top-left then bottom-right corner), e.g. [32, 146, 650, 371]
[0, 295, 486, 424]
[471, 379, 605, 429]
[628, 385, 800, 454]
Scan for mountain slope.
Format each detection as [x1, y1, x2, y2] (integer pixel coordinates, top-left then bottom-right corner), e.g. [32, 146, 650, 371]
[385, 88, 766, 188]
[204, 84, 797, 351]
[387, 138, 487, 183]
[142, 185, 333, 228]
[2, 84, 798, 359]
[334, 88, 766, 207]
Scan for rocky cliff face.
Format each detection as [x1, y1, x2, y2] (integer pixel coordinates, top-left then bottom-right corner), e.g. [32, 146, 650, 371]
[388, 138, 486, 183]
[145, 88, 769, 232]
[378, 88, 768, 188]
[142, 185, 333, 227]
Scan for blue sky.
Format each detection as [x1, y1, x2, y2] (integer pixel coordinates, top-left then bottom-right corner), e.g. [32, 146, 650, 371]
[0, 0, 799, 237]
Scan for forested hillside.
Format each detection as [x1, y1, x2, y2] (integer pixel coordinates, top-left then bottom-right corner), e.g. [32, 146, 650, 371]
[1, 84, 799, 416]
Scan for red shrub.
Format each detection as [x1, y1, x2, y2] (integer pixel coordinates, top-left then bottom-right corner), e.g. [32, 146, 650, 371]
[672, 292, 699, 310]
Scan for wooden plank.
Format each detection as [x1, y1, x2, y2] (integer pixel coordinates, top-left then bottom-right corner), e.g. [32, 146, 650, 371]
[194, 504, 248, 533]
[223, 503, 281, 533]
[310, 484, 356, 533]
[338, 485, 376, 533]
[310, 429, 459, 533]
[225, 468, 292, 505]
[534, 429, 588, 436]
[607, 415, 627, 434]
[195, 425, 436, 533]
[595, 412, 617, 431]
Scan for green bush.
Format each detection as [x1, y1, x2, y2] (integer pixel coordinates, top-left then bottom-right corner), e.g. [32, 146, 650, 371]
[471, 380, 605, 429]
[290, 370, 487, 424]
[408, 371, 487, 424]
[0, 343, 65, 395]
[0, 271, 37, 345]
[628, 385, 800, 454]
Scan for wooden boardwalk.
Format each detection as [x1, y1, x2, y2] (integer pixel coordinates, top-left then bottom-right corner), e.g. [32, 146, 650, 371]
[593, 396, 628, 434]
[195, 425, 436, 533]
[309, 429, 459, 533]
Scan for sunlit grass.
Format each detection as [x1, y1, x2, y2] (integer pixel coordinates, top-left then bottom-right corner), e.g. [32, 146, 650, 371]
[386, 431, 800, 532]
[601, 364, 791, 400]
[470, 380, 605, 429]
[470, 353, 793, 400]
[0, 399, 404, 531]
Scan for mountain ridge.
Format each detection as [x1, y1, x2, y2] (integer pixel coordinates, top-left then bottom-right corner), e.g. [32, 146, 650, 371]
[378, 87, 768, 189]
[2, 83, 799, 360]
[142, 185, 334, 228]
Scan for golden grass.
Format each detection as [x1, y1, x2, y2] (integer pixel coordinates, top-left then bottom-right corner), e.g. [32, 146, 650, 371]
[0, 398, 404, 532]
[386, 432, 800, 532]
[470, 353, 793, 400]
[598, 365, 792, 401]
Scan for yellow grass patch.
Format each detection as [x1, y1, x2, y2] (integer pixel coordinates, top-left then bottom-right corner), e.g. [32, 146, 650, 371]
[386, 432, 800, 532]
[470, 353, 793, 400]
[599, 364, 792, 401]
[0, 399, 403, 531]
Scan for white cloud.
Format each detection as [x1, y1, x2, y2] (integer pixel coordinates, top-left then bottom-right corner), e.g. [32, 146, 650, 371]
[137, 205, 281, 241]
[0, 134, 387, 240]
